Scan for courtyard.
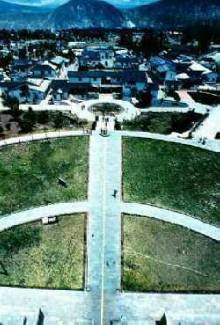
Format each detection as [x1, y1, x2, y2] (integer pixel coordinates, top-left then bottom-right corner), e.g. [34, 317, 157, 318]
[0, 128, 219, 323]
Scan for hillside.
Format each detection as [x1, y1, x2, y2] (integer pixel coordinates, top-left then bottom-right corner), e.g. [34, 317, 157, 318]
[47, 0, 125, 29]
[0, 0, 50, 29]
[0, 0, 219, 30]
[126, 0, 220, 28]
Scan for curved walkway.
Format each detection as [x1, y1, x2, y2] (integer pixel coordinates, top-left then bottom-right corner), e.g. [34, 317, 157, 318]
[74, 99, 140, 123]
[141, 105, 208, 115]
[122, 202, 220, 241]
[0, 202, 88, 232]
[120, 130, 220, 152]
[0, 130, 85, 148]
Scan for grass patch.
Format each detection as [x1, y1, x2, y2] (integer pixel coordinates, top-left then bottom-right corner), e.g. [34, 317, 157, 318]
[123, 112, 203, 134]
[0, 137, 88, 216]
[0, 214, 86, 289]
[123, 138, 220, 225]
[122, 215, 220, 292]
[0, 110, 92, 138]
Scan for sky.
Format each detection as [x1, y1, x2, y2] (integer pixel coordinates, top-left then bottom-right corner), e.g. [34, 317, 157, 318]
[4, 0, 157, 8]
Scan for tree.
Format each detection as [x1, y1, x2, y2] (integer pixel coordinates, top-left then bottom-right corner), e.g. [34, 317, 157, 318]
[37, 111, 49, 125]
[52, 112, 64, 129]
[19, 108, 36, 133]
[0, 125, 4, 135]
[20, 84, 30, 103]
[3, 95, 19, 112]
[136, 90, 152, 108]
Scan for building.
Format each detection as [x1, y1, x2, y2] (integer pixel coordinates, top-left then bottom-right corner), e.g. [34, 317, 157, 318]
[79, 48, 115, 69]
[32, 62, 58, 79]
[0, 78, 51, 104]
[68, 70, 147, 98]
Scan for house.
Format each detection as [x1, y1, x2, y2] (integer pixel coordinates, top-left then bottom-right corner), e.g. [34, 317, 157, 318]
[50, 56, 70, 68]
[150, 56, 176, 82]
[68, 70, 146, 99]
[67, 41, 87, 49]
[79, 48, 115, 69]
[188, 62, 209, 78]
[0, 78, 51, 104]
[202, 70, 218, 83]
[114, 55, 141, 70]
[10, 59, 38, 81]
[173, 55, 194, 73]
[27, 78, 51, 103]
[49, 79, 99, 101]
[203, 52, 220, 67]
[176, 73, 190, 88]
[0, 81, 26, 102]
[32, 62, 58, 79]
[164, 70, 177, 92]
[0, 69, 10, 82]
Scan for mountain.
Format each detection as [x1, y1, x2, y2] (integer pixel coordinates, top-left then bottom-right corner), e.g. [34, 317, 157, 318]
[126, 0, 220, 28]
[0, 1, 49, 29]
[0, 0, 50, 29]
[47, 0, 125, 29]
[0, 0, 219, 30]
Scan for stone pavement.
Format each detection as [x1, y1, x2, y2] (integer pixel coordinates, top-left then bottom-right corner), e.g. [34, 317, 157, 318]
[0, 130, 219, 324]
[193, 105, 220, 140]
[0, 130, 85, 148]
[0, 202, 89, 230]
[87, 131, 122, 324]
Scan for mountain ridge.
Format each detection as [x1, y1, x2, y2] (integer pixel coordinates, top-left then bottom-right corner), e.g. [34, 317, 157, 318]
[47, 0, 125, 29]
[0, 0, 219, 30]
[126, 0, 220, 29]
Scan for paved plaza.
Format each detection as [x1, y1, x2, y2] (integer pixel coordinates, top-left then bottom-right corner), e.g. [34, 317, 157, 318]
[0, 128, 219, 324]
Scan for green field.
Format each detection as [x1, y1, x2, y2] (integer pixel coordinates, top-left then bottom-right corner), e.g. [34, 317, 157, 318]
[123, 138, 220, 225]
[0, 214, 86, 289]
[123, 215, 220, 292]
[123, 112, 203, 135]
[0, 137, 88, 216]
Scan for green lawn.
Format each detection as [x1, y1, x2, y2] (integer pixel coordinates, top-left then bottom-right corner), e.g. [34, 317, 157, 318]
[123, 112, 203, 135]
[122, 215, 220, 292]
[0, 137, 88, 216]
[0, 214, 86, 289]
[123, 138, 220, 225]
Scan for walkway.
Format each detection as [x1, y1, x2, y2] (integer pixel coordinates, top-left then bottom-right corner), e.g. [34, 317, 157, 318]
[122, 203, 220, 241]
[0, 130, 85, 148]
[16, 98, 140, 123]
[0, 202, 88, 232]
[87, 131, 122, 324]
[141, 105, 208, 115]
[120, 130, 220, 152]
[193, 105, 220, 140]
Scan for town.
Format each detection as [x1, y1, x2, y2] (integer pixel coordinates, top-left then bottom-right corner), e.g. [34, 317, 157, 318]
[0, 27, 219, 325]
[0, 29, 219, 139]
